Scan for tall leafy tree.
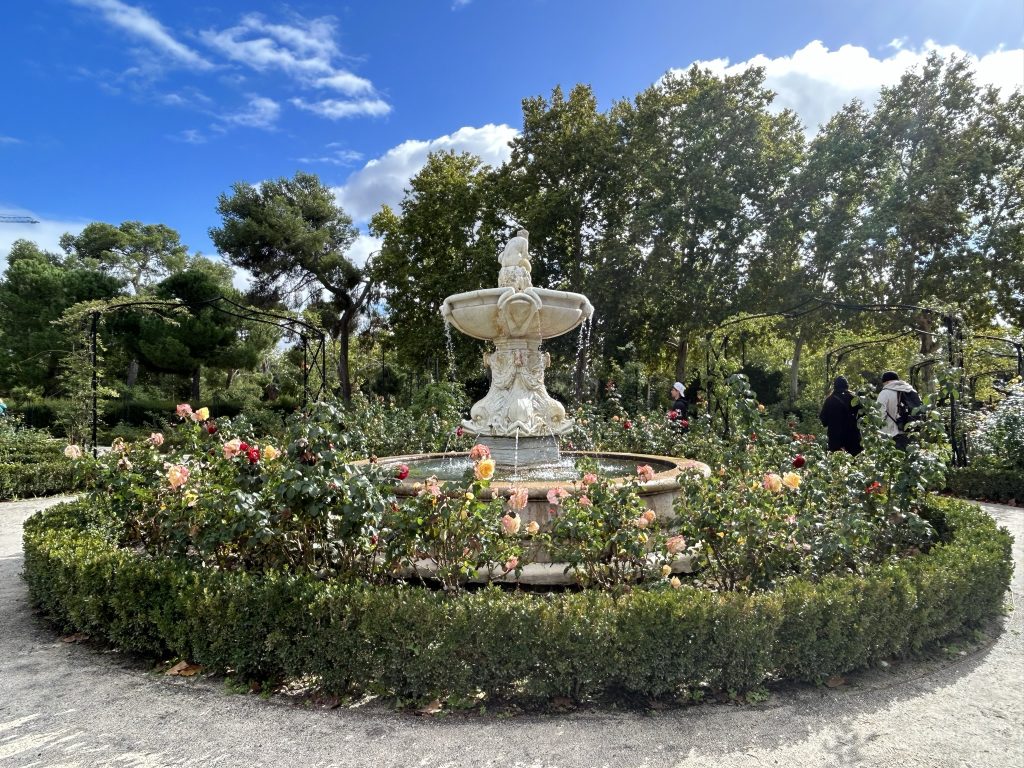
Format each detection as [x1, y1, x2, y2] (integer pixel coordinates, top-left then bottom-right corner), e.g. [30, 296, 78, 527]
[618, 65, 804, 381]
[369, 151, 503, 380]
[210, 171, 370, 400]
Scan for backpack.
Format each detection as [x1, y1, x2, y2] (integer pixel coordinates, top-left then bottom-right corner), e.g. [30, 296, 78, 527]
[895, 388, 923, 429]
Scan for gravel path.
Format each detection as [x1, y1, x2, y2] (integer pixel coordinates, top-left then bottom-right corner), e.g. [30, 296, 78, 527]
[1, 496, 1022, 768]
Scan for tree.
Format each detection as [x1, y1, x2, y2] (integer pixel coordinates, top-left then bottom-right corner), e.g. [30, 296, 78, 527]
[0, 240, 123, 395]
[617, 65, 805, 381]
[60, 220, 194, 386]
[370, 151, 503, 381]
[59, 221, 189, 295]
[122, 264, 274, 402]
[210, 171, 370, 400]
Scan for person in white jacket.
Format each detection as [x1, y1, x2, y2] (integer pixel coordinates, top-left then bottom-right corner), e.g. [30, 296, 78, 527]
[876, 370, 917, 449]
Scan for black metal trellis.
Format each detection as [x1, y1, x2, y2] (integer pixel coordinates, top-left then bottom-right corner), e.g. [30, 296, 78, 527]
[85, 296, 328, 457]
[704, 295, 969, 465]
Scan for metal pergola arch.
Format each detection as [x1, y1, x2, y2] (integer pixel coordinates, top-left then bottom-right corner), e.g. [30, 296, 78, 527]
[83, 296, 328, 456]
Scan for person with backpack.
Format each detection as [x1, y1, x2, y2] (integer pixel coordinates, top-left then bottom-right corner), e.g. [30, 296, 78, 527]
[877, 370, 922, 450]
[819, 375, 862, 454]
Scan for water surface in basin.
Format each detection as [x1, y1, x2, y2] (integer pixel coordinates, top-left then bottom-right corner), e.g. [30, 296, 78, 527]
[392, 455, 676, 484]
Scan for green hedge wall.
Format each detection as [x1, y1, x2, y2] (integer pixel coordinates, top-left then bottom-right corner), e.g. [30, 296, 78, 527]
[946, 466, 1024, 504]
[22, 497, 1012, 703]
[0, 460, 80, 500]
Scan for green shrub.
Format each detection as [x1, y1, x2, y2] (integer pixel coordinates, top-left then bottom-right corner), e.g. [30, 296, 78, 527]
[22, 496, 1012, 704]
[947, 463, 1024, 503]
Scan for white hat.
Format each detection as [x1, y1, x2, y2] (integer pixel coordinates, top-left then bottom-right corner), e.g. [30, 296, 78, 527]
[672, 382, 685, 396]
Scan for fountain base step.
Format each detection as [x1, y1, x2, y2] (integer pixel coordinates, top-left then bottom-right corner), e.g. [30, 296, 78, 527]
[476, 435, 560, 467]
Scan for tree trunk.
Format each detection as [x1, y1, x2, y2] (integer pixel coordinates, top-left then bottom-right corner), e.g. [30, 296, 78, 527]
[226, 368, 236, 390]
[191, 367, 201, 403]
[916, 313, 942, 392]
[337, 324, 352, 402]
[789, 327, 804, 403]
[674, 335, 689, 384]
[126, 358, 139, 388]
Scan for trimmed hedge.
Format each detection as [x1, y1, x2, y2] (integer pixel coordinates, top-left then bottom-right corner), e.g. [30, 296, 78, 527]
[0, 460, 81, 500]
[946, 466, 1024, 504]
[22, 497, 1012, 703]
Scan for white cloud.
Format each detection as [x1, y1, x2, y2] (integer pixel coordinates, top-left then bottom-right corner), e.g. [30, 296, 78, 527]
[0, 135, 22, 145]
[71, 0, 212, 70]
[169, 129, 206, 144]
[296, 146, 364, 166]
[313, 72, 374, 96]
[348, 234, 383, 268]
[333, 124, 518, 224]
[678, 40, 1024, 132]
[221, 96, 281, 129]
[290, 97, 391, 120]
[0, 206, 90, 270]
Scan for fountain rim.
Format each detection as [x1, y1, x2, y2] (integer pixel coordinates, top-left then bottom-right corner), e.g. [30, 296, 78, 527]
[365, 450, 711, 497]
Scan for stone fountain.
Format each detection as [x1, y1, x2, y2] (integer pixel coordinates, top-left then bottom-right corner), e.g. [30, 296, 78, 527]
[440, 229, 593, 467]
[373, 231, 709, 578]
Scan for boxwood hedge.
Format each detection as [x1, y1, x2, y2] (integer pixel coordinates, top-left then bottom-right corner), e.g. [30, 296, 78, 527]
[22, 496, 1012, 704]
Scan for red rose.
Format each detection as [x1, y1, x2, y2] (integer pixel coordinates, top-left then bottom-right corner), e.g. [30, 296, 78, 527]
[680, 418, 689, 429]
[750, 432, 757, 442]
[396, 464, 410, 480]
[667, 409, 678, 420]
[623, 420, 632, 430]
[238, 442, 250, 453]
[205, 421, 218, 435]
[456, 426, 464, 437]
[792, 454, 806, 469]
[866, 481, 882, 495]
[246, 447, 260, 464]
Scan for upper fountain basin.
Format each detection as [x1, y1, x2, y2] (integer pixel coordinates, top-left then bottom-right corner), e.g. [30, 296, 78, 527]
[442, 287, 594, 341]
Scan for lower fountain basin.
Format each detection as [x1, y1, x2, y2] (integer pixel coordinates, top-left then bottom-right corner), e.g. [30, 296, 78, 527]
[374, 450, 710, 525]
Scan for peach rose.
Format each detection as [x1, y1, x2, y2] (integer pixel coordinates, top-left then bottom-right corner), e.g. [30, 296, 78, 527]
[526, 520, 540, 535]
[546, 486, 569, 505]
[500, 513, 521, 535]
[666, 535, 687, 555]
[669, 576, 682, 590]
[508, 487, 529, 511]
[222, 439, 242, 459]
[167, 464, 190, 489]
[782, 472, 801, 490]
[64, 444, 83, 460]
[762, 473, 783, 493]
[149, 432, 165, 447]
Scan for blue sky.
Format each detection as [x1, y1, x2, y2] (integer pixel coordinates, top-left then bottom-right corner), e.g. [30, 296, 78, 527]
[2, 0, 1022, 275]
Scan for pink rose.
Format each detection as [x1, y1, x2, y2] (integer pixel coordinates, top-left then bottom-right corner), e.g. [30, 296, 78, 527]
[175, 403, 193, 420]
[642, 510, 656, 523]
[546, 486, 569, 506]
[469, 444, 491, 461]
[578, 495, 592, 507]
[666, 535, 686, 555]
[396, 464, 409, 480]
[636, 464, 655, 482]
[222, 439, 242, 459]
[581, 472, 598, 488]
[148, 432, 165, 447]
[504, 556, 519, 571]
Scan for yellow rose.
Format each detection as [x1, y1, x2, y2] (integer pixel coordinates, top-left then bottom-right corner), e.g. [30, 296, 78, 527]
[782, 472, 801, 490]
[262, 445, 280, 461]
[661, 564, 672, 578]
[474, 458, 496, 481]
[670, 576, 682, 590]
[194, 407, 210, 421]
[527, 520, 540, 535]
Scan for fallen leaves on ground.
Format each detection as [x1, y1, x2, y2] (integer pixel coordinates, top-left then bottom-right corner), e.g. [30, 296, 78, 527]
[417, 698, 443, 715]
[60, 633, 89, 644]
[825, 675, 846, 688]
[165, 661, 203, 677]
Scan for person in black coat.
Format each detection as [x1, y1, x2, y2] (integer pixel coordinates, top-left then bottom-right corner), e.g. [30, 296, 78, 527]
[819, 375, 862, 455]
